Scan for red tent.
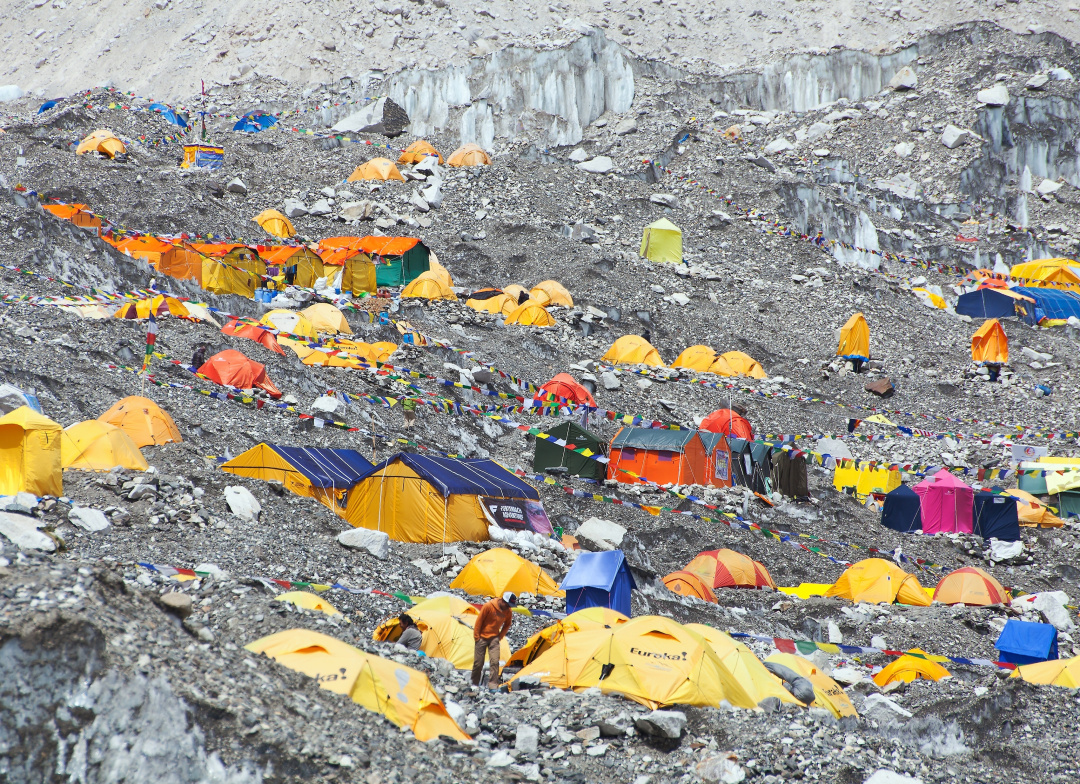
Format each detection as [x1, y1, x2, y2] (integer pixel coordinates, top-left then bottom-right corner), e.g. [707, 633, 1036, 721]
[197, 350, 282, 398]
[536, 373, 596, 407]
[221, 319, 285, 355]
[701, 409, 753, 440]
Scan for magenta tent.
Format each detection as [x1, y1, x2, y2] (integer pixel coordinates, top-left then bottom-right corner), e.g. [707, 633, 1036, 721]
[913, 469, 974, 534]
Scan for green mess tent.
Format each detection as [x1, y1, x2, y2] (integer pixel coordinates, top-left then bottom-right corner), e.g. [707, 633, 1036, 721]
[533, 420, 606, 481]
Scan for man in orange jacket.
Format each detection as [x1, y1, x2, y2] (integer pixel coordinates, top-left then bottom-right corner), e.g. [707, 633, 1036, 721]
[472, 592, 517, 689]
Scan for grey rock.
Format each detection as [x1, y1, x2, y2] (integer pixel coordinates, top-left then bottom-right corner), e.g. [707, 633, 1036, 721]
[68, 506, 110, 532]
[763, 137, 793, 154]
[568, 148, 589, 162]
[283, 198, 308, 218]
[889, 66, 918, 90]
[941, 124, 969, 149]
[307, 199, 333, 216]
[310, 395, 343, 415]
[747, 155, 777, 173]
[634, 710, 686, 739]
[1049, 67, 1074, 81]
[339, 200, 374, 220]
[598, 712, 633, 736]
[649, 193, 677, 209]
[515, 724, 539, 757]
[223, 486, 261, 521]
[576, 156, 614, 174]
[977, 84, 1010, 106]
[226, 178, 247, 195]
[862, 693, 913, 723]
[863, 770, 924, 784]
[576, 516, 626, 549]
[158, 591, 193, 619]
[600, 371, 621, 390]
[409, 192, 430, 212]
[337, 527, 390, 560]
[614, 117, 638, 135]
[1025, 74, 1049, 90]
[0, 512, 55, 551]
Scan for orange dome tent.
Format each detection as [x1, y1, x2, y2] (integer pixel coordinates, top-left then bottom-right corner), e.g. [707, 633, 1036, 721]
[198, 350, 282, 398]
[502, 284, 529, 303]
[97, 396, 182, 447]
[398, 140, 443, 165]
[671, 345, 719, 372]
[76, 129, 126, 158]
[720, 351, 767, 379]
[529, 280, 573, 308]
[347, 157, 406, 182]
[684, 549, 775, 590]
[447, 143, 491, 167]
[873, 653, 951, 687]
[932, 567, 1010, 606]
[221, 319, 286, 355]
[601, 335, 665, 367]
[535, 373, 596, 407]
[1006, 488, 1065, 528]
[971, 319, 1008, 365]
[662, 571, 717, 602]
[252, 209, 296, 239]
[700, 409, 753, 440]
[505, 300, 555, 326]
[825, 558, 930, 606]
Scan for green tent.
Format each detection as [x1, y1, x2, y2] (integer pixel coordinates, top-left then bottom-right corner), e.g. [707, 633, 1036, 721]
[372, 239, 430, 286]
[533, 421, 606, 481]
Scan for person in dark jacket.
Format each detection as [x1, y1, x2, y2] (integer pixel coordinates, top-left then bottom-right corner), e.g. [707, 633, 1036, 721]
[191, 343, 208, 369]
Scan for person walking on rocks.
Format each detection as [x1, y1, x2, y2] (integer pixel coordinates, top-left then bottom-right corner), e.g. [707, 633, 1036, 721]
[191, 343, 208, 369]
[472, 592, 516, 689]
[402, 396, 417, 428]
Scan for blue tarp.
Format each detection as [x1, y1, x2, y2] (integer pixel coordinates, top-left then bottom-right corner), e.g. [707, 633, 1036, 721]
[360, 453, 540, 499]
[37, 99, 60, 114]
[1012, 287, 1080, 325]
[972, 490, 1021, 541]
[996, 619, 1058, 665]
[233, 112, 278, 133]
[149, 102, 189, 128]
[880, 485, 922, 533]
[269, 445, 373, 488]
[561, 550, 637, 616]
[955, 288, 1022, 319]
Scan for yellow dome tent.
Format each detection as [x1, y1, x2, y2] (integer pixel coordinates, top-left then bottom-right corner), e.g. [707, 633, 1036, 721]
[301, 303, 352, 335]
[671, 345, 719, 372]
[347, 157, 406, 182]
[401, 273, 457, 300]
[76, 129, 126, 158]
[447, 143, 491, 167]
[252, 209, 296, 239]
[972, 319, 1008, 364]
[371, 341, 398, 362]
[685, 624, 804, 707]
[61, 420, 148, 472]
[505, 300, 556, 327]
[426, 258, 454, 288]
[708, 355, 738, 376]
[98, 396, 182, 447]
[506, 607, 629, 668]
[720, 351, 767, 379]
[398, 140, 443, 165]
[837, 313, 870, 360]
[274, 591, 342, 616]
[260, 309, 319, 339]
[873, 653, 951, 687]
[246, 628, 469, 741]
[373, 607, 510, 670]
[1010, 655, 1080, 688]
[1010, 258, 1080, 289]
[510, 615, 757, 710]
[825, 558, 931, 606]
[1005, 488, 1065, 528]
[529, 280, 573, 308]
[0, 407, 63, 497]
[450, 548, 564, 597]
[503, 284, 529, 303]
[408, 595, 480, 618]
[601, 335, 665, 367]
[639, 218, 683, 264]
[764, 653, 858, 718]
[466, 289, 516, 315]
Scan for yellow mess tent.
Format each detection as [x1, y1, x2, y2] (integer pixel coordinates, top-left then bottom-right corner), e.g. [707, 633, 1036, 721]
[764, 653, 857, 718]
[972, 319, 1008, 364]
[873, 653, 950, 687]
[330, 253, 378, 296]
[601, 335, 665, 367]
[98, 396, 182, 447]
[1006, 488, 1065, 528]
[301, 303, 352, 335]
[450, 548, 563, 597]
[640, 218, 683, 264]
[347, 157, 406, 182]
[398, 140, 443, 165]
[0, 407, 63, 497]
[274, 591, 341, 616]
[833, 461, 901, 499]
[201, 258, 258, 299]
[374, 608, 511, 670]
[1010, 258, 1080, 290]
[260, 309, 318, 339]
[510, 615, 757, 710]
[246, 629, 468, 741]
[685, 624, 803, 707]
[401, 273, 456, 300]
[529, 280, 573, 308]
[447, 143, 491, 167]
[61, 421, 148, 472]
[1010, 655, 1080, 688]
[671, 345, 718, 372]
[252, 209, 296, 239]
[219, 442, 373, 511]
[76, 129, 126, 158]
[837, 313, 870, 359]
[466, 289, 516, 316]
[720, 351, 767, 379]
[506, 607, 629, 668]
[825, 558, 931, 606]
[505, 300, 556, 327]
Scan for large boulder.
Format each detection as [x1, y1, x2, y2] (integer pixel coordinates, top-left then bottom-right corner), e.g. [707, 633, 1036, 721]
[224, 486, 261, 521]
[0, 512, 55, 552]
[331, 97, 410, 137]
[575, 517, 626, 550]
[337, 527, 390, 560]
[68, 506, 110, 532]
[634, 710, 686, 739]
[976, 84, 1010, 106]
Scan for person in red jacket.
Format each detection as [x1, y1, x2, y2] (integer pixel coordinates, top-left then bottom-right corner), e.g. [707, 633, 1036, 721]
[472, 592, 517, 689]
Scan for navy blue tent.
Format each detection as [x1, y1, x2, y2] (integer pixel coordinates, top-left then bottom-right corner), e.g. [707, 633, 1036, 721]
[221, 443, 373, 492]
[561, 550, 636, 616]
[955, 287, 1025, 319]
[233, 112, 278, 133]
[972, 489, 1021, 541]
[149, 102, 189, 128]
[880, 484, 922, 533]
[358, 453, 540, 499]
[1012, 287, 1080, 326]
[996, 619, 1058, 665]
[37, 99, 60, 114]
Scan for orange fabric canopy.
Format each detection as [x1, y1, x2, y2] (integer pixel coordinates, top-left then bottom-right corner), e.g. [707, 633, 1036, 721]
[662, 571, 717, 602]
[932, 567, 1010, 606]
[197, 350, 282, 398]
[700, 409, 753, 440]
[221, 319, 285, 355]
[536, 373, 596, 407]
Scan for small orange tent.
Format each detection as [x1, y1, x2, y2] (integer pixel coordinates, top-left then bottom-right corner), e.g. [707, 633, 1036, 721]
[700, 409, 753, 440]
[684, 549, 776, 590]
[76, 129, 126, 158]
[972, 319, 1008, 364]
[398, 140, 443, 165]
[447, 143, 491, 167]
[42, 203, 102, 232]
[932, 567, 1010, 606]
[197, 350, 282, 398]
[662, 571, 717, 602]
[221, 319, 286, 355]
[97, 396, 182, 447]
[347, 158, 406, 182]
[535, 374, 596, 407]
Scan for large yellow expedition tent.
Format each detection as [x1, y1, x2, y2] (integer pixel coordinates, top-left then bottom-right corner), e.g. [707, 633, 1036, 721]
[450, 548, 563, 597]
[347, 158, 406, 182]
[447, 143, 491, 167]
[76, 129, 126, 158]
[260, 310, 318, 339]
[61, 421, 148, 472]
[506, 607, 629, 668]
[672, 345, 719, 372]
[1010, 258, 1080, 289]
[1006, 488, 1065, 527]
[833, 461, 901, 499]
[246, 629, 469, 741]
[972, 319, 1008, 364]
[529, 280, 573, 308]
[466, 289, 516, 316]
[98, 396, 182, 447]
[720, 351, 767, 379]
[505, 300, 555, 327]
[601, 335, 665, 367]
[640, 218, 683, 263]
[873, 653, 950, 687]
[252, 209, 296, 239]
[220, 443, 374, 510]
[374, 605, 510, 670]
[1010, 655, 1080, 688]
[0, 407, 62, 497]
[825, 558, 931, 606]
[837, 313, 870, 360]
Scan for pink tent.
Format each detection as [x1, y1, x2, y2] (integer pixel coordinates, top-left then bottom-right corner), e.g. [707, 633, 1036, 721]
[913, 469, 974, 534]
